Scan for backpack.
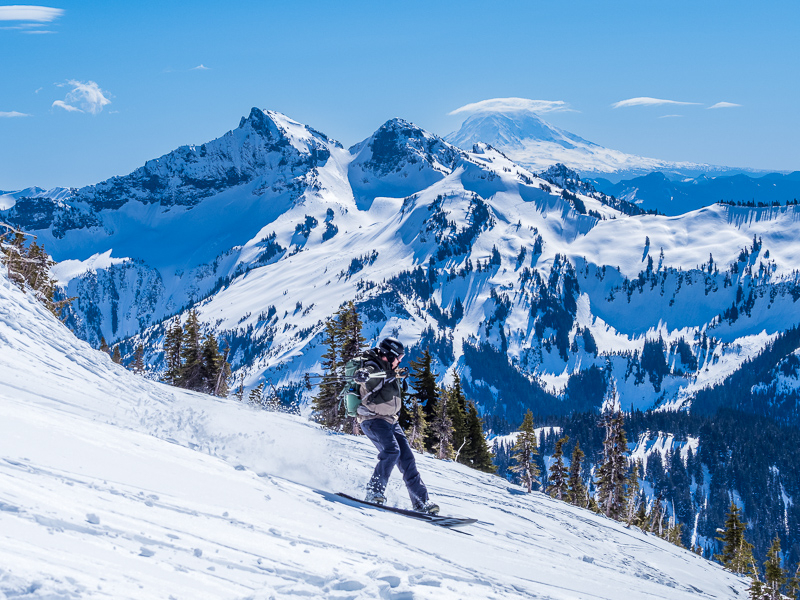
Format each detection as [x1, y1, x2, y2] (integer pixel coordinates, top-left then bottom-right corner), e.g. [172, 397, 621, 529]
[341, 353, 369, 417]
[341, 349, 384, 417]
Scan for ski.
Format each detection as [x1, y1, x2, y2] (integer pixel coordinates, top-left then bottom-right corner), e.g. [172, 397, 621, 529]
[335, 492, 477, 529]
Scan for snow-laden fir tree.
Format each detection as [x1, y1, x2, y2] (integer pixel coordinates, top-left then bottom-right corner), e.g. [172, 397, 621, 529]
[567, 440, 587, 507]
[546, 435, 569, 501]
[510, 410, 541, 493]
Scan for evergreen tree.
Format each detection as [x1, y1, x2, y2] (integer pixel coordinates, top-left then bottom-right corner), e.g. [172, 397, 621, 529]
[0, 226, 62, 315]
[111, 345, 122, 364]
[546, 435, 570, 501]
[596, 404, 629, 520]
[248, 382, 265, 406]
[409, 349, 440, 452]
[163, 320, 183, 385]
[312, 303, 365, 431]
[201, 334, 230, 396]
[337, 302, 365, 433]
[567, 440, 587, 507]
[132, 344, 145, 374]
[666, 518, 685, 548]
[510, 410, 541, 493]
[763, 535, 786, 599]
[463, 401, 496, 473]
[99, 336, 110, 354]
[624, 460, 642, 526]
[312, 317, 344, 429]
[234, 373, 245, 402]
[716, 502, 748, 571]
[338, 301, 365, 364]
[431, 390, 454, 460]
[633, 493, 650, 530]
[178, 310, 203, 390]
[785, 563, 800, 600]
[649, 494, 665, 537]
[406, 396, 428, 453]
[446, 375, 468, 461]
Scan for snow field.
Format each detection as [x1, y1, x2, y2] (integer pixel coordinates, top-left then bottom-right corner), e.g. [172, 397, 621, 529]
[0, 270, 750, 598]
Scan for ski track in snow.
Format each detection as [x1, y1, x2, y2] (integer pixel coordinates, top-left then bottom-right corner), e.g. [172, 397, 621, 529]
[0, 273, 749, 598]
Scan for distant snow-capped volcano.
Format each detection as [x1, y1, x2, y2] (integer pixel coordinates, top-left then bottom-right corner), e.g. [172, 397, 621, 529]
[445, 110, 733, 180]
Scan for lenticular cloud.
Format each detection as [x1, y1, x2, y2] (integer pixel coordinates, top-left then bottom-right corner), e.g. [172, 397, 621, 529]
[449, 97, 571, 116]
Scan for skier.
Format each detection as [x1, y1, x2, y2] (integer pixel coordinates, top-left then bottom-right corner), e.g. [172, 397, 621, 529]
[353, 337, 439, 514]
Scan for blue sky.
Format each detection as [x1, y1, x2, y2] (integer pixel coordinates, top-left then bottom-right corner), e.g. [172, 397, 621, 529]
[1, 0, 798, 189]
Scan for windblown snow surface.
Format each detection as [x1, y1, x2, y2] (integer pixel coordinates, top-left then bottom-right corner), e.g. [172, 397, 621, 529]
[0, 274, 749, 599]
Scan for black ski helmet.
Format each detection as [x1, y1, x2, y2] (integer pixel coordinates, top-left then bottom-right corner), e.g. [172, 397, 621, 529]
[379, 337, 404, 361]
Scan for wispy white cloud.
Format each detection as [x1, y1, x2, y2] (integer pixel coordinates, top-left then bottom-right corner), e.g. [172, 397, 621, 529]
[191, 64, 210, 71]
[21, 28, 54, 34]
[52, 80, 112, 115]
[0, 111, 31, 118]
[51, 100, 81, 113]
[658, 114, 683, 119]
[708, 102, 741, 109]
[0, 5, 64, 21]
[612, 97, 701, 109]
[449, 97, 573, 116]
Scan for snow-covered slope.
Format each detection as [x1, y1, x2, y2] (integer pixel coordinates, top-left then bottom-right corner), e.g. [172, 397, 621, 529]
[0, 271, 749, 599]
[445, 110, 753, 181]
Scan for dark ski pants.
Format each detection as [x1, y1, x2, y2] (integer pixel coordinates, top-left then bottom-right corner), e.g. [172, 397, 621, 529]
[360, 419, 429, 506]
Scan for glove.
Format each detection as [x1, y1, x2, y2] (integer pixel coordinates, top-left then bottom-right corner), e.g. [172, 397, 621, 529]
[396, 367, 409, 379]
[353, 369, 369, 384]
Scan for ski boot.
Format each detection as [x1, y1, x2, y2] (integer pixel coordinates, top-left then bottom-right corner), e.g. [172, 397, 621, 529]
[365, 490, 387, 505]
[413, 500, 440, 515]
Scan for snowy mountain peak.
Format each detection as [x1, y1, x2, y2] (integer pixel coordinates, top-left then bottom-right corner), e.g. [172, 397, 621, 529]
[238, 107, 341, 154]
[447, 110, 595, 151]
[446, 109, 726, 180]
[348, 118, 464, 201]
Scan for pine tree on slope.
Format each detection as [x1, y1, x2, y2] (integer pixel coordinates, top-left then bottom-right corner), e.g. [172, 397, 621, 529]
[463, 401, 496, 473]
[163, 320, 183, 385]
[406, 396, 428, 453]
[409, 349, 440, 452]
[763, 535, 786, 599]
[179, 310, 204, 390]
[431, 390, 454, 460]
[624, 460, 642, 526]
[567, 440, 587, 507]
[596, 407, 629, 520]
[446, 375, 468, 462]
[715, 501, 749, 572]
[510, 410, 541, 493]
[312, 317, 344, 429]
[546, 435, 570, 501]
